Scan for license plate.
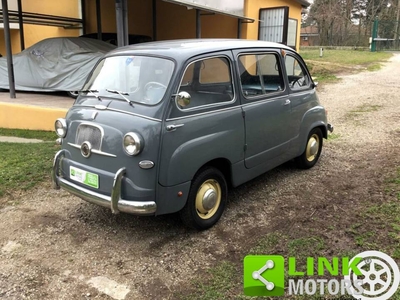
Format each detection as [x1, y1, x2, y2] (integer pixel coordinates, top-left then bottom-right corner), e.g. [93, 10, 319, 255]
[70, 166, 99, 189]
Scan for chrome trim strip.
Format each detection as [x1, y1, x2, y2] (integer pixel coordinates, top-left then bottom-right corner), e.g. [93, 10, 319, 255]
[177, 96, 236, 112]
[73, 105, 162, 122]
[52, 156, 157, 215]
[111, 168, 125, 213]
[166, 106, 241, 122]
[241, 96, 288, 108]
[99, 107, 162, 122]
[52, 149, 65, 189]
[68, 142, 117, 158]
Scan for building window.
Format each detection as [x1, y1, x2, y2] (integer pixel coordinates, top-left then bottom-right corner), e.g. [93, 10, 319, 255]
[288, 18, 298, 48]
[259, 7, 289, 45]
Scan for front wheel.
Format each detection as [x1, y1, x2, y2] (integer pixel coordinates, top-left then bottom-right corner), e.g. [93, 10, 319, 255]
[179, 167, 227, 230]
[67, 91, 79, 98]
[295, 128, 323, 169]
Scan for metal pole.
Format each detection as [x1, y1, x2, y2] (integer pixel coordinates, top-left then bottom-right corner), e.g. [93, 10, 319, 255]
[371, 17, 378, 52]
[17, 0, 25, 50]
[395, 0, 400, 48]
[152, 0, 157, 41]
[81, 0, 87, 34]
[2, 0, 16, 98]
[196, 9, 201, 38]
[96, 0, 102, 40]
[116, 0, 124, 47]
[237, 19, 242, 39]
[123, 0, 128, 45]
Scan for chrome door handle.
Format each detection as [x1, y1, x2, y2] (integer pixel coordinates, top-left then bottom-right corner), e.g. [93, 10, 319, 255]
[166, 124, 184, 131]
[284, 99, 291, 106]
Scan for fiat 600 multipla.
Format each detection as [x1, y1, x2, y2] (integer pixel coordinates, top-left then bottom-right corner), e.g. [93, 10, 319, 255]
[52, 39, 333, 230]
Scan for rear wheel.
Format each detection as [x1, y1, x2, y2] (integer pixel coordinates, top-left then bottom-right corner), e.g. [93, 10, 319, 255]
[295, 128, 323, 169]
[179, 167, 227, 230]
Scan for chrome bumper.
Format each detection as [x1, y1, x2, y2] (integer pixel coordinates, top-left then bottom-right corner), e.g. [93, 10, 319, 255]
[52, 150, 157, 215]
[327, 123, 334, 133]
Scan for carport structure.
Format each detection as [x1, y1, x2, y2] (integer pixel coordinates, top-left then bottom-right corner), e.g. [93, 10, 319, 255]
[1, 0, 254, 99]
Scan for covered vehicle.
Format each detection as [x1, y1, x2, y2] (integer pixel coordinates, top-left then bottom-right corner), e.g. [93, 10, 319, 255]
[0, 37, 116, 96]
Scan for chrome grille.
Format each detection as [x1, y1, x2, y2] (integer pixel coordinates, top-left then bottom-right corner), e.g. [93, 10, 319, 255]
[76, 124, 102, 150]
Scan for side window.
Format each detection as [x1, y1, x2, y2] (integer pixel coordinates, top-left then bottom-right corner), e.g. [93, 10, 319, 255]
[238, 53, 284, 98]
[284, 55, 310, 90]
[177, 57, 234, 110]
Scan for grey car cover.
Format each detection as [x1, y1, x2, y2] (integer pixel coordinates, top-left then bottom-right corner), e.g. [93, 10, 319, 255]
[0, 37, 116, 92]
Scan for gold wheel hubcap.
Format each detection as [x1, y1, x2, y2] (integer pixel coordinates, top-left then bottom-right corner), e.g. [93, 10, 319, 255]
[195, 179, 221, 220]
[306, 134, 320, 162]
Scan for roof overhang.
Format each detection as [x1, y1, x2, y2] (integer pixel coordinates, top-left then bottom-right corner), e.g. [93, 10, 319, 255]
[296, 0, 311, 8]
[163, 0, 254, 23]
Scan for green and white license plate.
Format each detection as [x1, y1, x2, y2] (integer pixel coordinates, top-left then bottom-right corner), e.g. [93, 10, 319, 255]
[70, 166, 99, 189]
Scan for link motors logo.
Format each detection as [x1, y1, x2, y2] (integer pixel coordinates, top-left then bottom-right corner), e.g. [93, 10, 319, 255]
[244, 251, 400, 299]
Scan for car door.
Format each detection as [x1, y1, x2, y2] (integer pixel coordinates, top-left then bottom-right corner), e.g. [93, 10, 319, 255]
[158, 52, 244, 187]
[233, 49, 292, 169]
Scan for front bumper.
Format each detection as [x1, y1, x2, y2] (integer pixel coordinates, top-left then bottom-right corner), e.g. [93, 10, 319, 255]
[52, 150, 157, 215]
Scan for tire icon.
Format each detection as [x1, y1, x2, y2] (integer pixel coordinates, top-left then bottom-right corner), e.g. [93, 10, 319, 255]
[344, 251, 400, 300]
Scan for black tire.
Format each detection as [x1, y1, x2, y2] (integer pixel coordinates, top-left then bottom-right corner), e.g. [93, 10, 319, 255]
[295, 127, 323, 169]
[179, 167, 227, 230]
[67, 91, 79, 98]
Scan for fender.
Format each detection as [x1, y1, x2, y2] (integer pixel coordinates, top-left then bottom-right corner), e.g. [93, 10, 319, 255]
[294, 106, 328, 157]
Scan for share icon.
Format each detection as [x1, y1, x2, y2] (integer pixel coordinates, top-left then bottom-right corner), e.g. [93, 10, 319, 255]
[252, 260, 275, 290]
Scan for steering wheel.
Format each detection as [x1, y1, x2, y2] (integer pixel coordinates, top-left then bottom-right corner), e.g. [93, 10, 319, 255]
[144, 81, 167, 90]
[143, 82, 167, 104]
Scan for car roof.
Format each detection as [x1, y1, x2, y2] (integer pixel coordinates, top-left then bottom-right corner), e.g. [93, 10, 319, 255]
[107, 39, 294, 60]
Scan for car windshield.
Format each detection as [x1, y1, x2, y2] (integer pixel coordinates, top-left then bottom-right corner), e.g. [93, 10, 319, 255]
[82, 55, 174, 105]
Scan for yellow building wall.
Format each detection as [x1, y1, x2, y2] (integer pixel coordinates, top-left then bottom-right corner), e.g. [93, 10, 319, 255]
[85, 0, 153, 37]
[84, 0, 237, 41]
[0, 30, 20, 56]
[244, 0, 303, 50]
[0, 0, 81, 54]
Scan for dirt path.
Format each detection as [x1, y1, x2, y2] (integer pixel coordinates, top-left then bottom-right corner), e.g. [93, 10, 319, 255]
[1, 55, 400, 300]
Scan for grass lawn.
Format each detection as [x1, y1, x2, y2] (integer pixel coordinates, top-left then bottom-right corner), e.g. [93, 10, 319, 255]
[0, 129, 59, 198]
[299, 49, 393, 83]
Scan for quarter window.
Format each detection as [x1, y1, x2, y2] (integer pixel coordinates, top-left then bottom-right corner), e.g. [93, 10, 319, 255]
[238, 53, 284, 98]
[177, 57, 234, 110]
[284, 55, 310, 90]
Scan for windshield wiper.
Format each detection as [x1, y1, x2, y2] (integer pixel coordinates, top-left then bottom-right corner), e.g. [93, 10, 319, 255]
[106, 89, 134, 106]
[80, 89, 102, 101]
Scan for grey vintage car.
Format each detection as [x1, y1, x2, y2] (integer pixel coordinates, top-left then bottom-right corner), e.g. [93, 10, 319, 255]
[52, 39, 333, 230]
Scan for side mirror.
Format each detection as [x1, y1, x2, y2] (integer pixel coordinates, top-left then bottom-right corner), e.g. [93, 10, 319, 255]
[175, 91, 191, 108]
[312, 82, 319, 89]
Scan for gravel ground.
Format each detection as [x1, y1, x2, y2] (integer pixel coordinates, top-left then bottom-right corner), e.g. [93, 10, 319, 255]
[0, 54, 399, 300]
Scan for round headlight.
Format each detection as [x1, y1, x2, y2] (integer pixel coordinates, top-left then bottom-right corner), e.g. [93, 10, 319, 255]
[55, 118, 67, 138]
[123, 132, 143, 156]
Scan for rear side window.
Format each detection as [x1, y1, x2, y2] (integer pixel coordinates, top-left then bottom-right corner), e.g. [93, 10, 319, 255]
[238, 53, 284, 98]
[177, 56, 234, 110]
[284, 55, 310, 90]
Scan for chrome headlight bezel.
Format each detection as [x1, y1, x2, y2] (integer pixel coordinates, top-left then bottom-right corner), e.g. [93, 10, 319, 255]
[55, 118, 67, 138]
[123, 132, 143, 156]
